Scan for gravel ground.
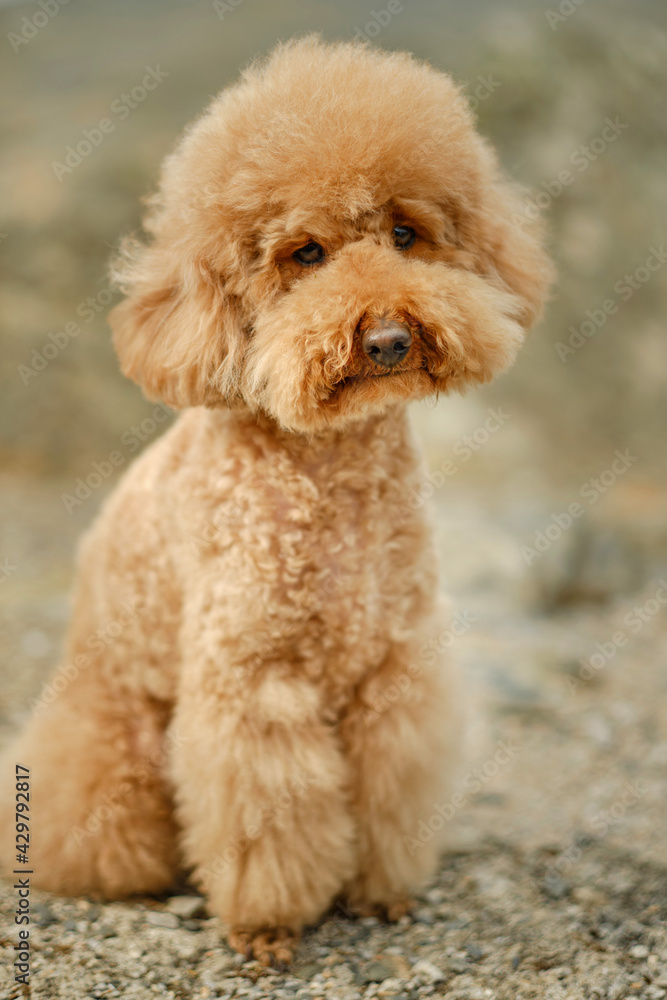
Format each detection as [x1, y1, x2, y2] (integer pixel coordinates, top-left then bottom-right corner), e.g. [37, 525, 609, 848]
[1, 471, 666, 1000]
[2, 839, 667, 1000]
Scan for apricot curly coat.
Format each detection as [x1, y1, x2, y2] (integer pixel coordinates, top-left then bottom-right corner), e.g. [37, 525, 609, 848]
[1, 37, 552, 964]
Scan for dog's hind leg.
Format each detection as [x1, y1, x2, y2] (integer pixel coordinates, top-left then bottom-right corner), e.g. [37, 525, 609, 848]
[0, 665, 181, 899]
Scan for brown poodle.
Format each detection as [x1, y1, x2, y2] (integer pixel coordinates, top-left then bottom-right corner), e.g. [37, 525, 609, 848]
[1, 37, 552, 965]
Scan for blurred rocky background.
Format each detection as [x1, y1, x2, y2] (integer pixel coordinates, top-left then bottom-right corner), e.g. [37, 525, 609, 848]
[1, 1, 667, 998]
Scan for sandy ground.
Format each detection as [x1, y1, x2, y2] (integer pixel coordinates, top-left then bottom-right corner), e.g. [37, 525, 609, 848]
[1, 469, 666, 1000]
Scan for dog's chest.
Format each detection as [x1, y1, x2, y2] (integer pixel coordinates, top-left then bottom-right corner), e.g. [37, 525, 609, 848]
[231, 429, 433, 696]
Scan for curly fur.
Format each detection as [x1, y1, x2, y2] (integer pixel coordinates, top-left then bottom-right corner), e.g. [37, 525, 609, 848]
[0, 36, 552, 964]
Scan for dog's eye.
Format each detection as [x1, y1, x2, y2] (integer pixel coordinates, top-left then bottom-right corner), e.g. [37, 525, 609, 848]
[393, 225, 416, 250]
[293, 242, 325, 266]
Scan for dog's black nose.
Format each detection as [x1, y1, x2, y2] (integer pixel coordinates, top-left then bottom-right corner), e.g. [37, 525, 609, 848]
[362, 319, 413, 368]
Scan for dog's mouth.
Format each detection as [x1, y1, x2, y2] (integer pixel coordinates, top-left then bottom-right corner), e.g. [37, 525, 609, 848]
[336, 353, 441, 386]
[328, 364, 437, 399]
[342, 369, 410, 382]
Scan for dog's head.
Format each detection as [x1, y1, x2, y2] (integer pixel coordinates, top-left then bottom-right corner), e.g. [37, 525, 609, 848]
[110, 37, 554, 434]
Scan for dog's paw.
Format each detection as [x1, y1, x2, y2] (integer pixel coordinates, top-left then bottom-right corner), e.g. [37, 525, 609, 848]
[228, 925, 297, 969]
[383, 896, 413, 922]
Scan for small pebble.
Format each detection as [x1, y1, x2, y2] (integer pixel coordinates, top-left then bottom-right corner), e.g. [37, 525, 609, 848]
[359, 960, 395, 983]
[376, 977, 406, 997]
[145, 910, 180, 929]
[94, 923, 117, 938]
[165, 894, 206, 919]
[542, 876, 569, 900]
[551, 965, 573, 979]
[411, 958, 446, 983]
[33, 903, 57, 927]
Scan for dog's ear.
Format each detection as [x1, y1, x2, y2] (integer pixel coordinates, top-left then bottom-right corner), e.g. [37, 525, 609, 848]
[109, 236, 247, 409]
[468, 141, 556, 330]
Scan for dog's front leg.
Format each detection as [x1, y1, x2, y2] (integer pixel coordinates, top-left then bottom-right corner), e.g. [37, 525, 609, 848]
[339, 637, 462, 918]
[169, 625, 355, 966]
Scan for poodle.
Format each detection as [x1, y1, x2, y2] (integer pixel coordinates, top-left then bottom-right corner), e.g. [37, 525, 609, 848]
[1, 36, 552, 966]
